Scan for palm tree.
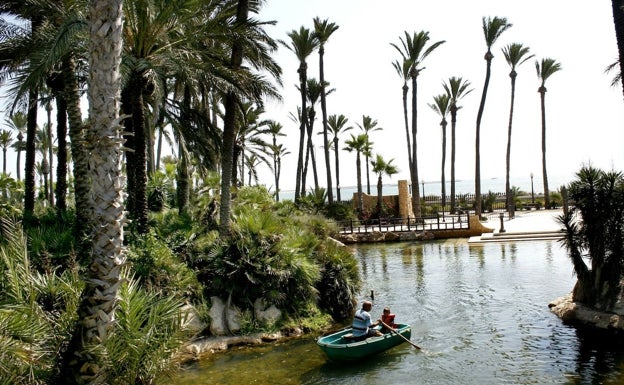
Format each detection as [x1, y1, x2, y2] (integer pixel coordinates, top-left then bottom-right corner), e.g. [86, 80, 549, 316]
[443, 76, 472, 213]
[302, 78, 323, 191]
[392, 57, 414, 172]
[428, 94, 450, 209]
[6, 112, 27, 181]
[344, 133, 371, 214]
[535, 57, 562, 208]
[474, 16, 512, 217]
[283, 26, 318, 200]
[611, 0, 624, 100]
[313, 17, 339, 204]
[371, 154, 399, 217]
[502, 43, 533, 215]
[0, 130, 12, 175]
[356, 115, 383, 195]
[266, 121, 287, 201]
[391, 30, 445, 217]
[328, 114, 352, 201]
[60, 0, 126, 382]
[559, 166, 624, 309]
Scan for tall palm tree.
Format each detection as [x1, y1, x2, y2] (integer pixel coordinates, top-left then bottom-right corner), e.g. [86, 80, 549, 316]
[502, 43, 533, 214]
[611, 0, 624, 100]
[535, 57, 562, 208]
[302, 78, 323, 191]
[392, 56, 414, 172]
[474, 16, 512, 217]
[0, 130, 13, 175]
[428, 93, 450, 208]
[60, 0, 126, 381]
[344, 133, 371, 214]
[443, 76, 472, 214]
[327, 114, 352, 201]
[283, 26, 318, 200]
[356, 115, 382, 195]
[371, 154, 399, 217]
[6, 112, 27, 181]
[266, 121, 287, 201]
[391, 30, 445, 217]
[313, 17, 339, 204]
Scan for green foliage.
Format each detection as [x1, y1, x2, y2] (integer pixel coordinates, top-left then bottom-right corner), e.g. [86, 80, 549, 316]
[103, 276, 192, 385]
[324, 202, 356, 221]
[127, 232, 202, 300]
[559, 166, 624, 309]
[298, 187, 328, 213]
[147, 170, 176, 212]
[0, 174, 23, 220]
[22, 208, 77, 272]
[0, 218, 81, 385]
[314, 240, 361, 321]
[194, 207, 322, 313]
[0, 219, 193, 385]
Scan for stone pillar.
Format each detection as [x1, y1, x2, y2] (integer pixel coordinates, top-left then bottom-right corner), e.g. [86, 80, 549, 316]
[398, 180, 413, 221]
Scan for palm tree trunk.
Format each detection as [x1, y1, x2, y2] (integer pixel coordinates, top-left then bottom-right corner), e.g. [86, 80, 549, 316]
[377, 174, 383, 215]
[295, 64, 308, 200]
[475, 54, 493, 217]
[441, 120, 447, 208]
[54, 94, 68, 211]
[410, 75, 421, 217]
[220, 0, 249, 235]
[121, 86, 136, 216]
[505, 74, 517, 214]
[319, 48, 334, 204]
[365, 154, 371, 195]
[24, 88, 38, 217]
[131, 74, 149, 234]
[334, 137, 341, 201]
[61, 0, 125, 382]
[450, 108, 457, 213]
[402, 84, 413, 170]
[612, 0, 624, 100]
[177, 141, 190, 215]
[356, 152, 363, 213]
[63, 56, 90, 236]
[539, 87, 550, 207]
[46, 103, 54, 207]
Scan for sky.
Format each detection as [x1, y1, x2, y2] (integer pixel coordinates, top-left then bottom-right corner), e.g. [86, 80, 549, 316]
[1, 1, 622, 196]
[256, 0, 624, 193]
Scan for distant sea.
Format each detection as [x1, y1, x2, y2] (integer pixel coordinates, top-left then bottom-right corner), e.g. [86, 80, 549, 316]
[277, 174, 574, 201]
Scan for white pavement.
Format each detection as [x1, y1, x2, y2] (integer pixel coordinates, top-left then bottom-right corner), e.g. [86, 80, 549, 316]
[494, 208, 564, 233]
[470, 209, 566, 244]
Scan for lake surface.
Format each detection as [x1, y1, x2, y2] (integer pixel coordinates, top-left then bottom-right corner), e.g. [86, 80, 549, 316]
[172, 239, 624, 385]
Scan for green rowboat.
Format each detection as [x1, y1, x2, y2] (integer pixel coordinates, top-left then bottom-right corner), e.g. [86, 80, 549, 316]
[316, 324, 412, 361]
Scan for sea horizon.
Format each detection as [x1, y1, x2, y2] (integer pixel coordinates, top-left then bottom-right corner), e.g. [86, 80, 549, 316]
[276, 174, 573, 202]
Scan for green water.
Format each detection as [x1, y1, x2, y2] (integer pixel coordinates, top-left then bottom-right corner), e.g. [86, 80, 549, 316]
[171, 239, 624, 385]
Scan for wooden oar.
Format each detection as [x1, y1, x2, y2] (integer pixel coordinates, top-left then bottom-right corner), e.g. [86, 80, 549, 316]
[380, 320, 422, 350]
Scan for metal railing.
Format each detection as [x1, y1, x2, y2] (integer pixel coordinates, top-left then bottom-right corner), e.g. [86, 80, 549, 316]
[335, 213, 471, 234]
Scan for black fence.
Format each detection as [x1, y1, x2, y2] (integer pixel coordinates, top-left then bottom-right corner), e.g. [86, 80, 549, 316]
[335, 213, 471, 234]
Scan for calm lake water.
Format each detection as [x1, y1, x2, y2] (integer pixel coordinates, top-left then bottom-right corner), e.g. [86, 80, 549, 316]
[172, 239, 624, 385]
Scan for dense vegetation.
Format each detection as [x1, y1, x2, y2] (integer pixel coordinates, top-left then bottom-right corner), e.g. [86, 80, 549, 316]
[0, 184, 361, 384]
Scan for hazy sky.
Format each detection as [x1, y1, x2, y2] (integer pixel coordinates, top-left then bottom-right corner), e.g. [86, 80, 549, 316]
[2, 2, 621, 196]
[258, 1, 623, 192]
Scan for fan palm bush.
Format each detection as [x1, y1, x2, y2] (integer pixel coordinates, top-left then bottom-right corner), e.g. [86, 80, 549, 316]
[559, 166, 624, 310]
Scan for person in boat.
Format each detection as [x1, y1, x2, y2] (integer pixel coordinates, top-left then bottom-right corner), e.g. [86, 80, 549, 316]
[352, 300, 383, 339]
[380, 307, 398, 333]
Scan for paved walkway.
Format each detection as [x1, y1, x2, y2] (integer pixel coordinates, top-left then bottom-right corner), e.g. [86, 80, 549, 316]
[470, 209, 565, 243]
[495, 209, 564, 233]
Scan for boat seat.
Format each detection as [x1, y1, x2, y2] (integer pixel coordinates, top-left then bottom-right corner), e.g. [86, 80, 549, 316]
[342, 333, 366, 342]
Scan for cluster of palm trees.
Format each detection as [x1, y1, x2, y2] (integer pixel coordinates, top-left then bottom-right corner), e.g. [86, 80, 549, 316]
[392, 17, 562, 218]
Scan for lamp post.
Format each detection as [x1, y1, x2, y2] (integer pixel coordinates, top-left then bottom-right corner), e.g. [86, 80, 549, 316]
[530, 173, 535, 204]
[421, 179, 425, 200]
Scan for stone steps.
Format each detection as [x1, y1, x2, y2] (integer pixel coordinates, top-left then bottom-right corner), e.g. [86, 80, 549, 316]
[468, 230, 565, 244]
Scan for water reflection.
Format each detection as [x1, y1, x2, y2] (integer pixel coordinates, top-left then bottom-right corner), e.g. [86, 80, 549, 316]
[172, 240, 624, 385]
